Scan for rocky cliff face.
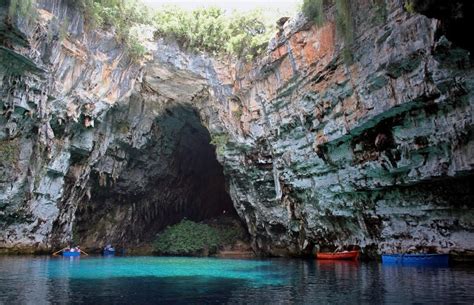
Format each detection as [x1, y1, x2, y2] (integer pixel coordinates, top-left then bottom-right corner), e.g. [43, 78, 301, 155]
[218, 0, 474, 257]
[0, 0, 144, 252]
[1, 0, 473, 257]
[0, 0, 236, 252]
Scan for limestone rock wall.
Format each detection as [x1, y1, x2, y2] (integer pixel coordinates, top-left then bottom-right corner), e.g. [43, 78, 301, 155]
[214, 0, 474, 257]
[0, 0, 140, 252]
[0, 0, 473, 257]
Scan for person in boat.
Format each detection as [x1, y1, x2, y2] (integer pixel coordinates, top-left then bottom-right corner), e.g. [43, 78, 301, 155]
[104, 244, 115, 252]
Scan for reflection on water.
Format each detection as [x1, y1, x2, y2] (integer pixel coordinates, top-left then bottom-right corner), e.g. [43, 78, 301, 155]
[0, 256, 473, 304]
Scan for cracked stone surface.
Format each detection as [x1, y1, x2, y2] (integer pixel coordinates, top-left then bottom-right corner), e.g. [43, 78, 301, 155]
[0, 0, 473, 258]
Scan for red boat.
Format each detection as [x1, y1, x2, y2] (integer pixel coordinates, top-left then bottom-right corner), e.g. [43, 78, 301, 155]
[316, 250, 360, 260]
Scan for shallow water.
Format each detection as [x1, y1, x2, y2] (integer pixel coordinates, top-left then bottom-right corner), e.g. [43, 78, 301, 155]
[0, 256, 473, 304]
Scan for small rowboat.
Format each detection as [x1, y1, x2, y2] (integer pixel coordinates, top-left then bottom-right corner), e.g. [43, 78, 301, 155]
[103, 249, 116, 256]
[382, 254, 449, 266]
[316, 250, 360, 260]
[62, 251, 80, 257]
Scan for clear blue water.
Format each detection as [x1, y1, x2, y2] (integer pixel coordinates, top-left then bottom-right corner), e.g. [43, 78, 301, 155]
[0, 256, 473, 304]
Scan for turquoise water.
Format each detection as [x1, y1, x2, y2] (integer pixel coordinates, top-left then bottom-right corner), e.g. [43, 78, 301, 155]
[1, 256, 473, 304]
[46, 257, 283, 285]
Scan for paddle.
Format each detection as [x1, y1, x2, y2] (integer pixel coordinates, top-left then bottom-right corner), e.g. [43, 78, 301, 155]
[79, 249, 89, 256]
[52, 247, 68, 256]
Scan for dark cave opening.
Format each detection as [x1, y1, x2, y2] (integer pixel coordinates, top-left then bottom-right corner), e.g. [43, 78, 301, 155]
[73, 104, 238, 250]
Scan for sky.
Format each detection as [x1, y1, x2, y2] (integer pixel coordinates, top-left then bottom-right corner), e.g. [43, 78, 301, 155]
[141, 0, 301, 14]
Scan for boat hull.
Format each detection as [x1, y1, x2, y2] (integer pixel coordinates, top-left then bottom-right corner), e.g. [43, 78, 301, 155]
[103, 250, 116, 256]
[316, 251, 360, 260]
[62, 252, 80, 257]
[382, 254, 449, 266]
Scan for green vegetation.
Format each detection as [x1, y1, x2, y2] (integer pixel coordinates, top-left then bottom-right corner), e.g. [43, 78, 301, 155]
[334, 0, 354, 63]
[210, 133, 229, 156]
[8, 0, 37, 22]
[373, 0, 388, 24]
[0, 140, 19, 165]
[231, 106, 243, 121]
[301, 0, 325, 26]
[404, 1, 415, 13]
[153, 219, 245, 255]
[75, 0, 153, 61]
[153, 7, 271, 59]
[301, 0, 355, 64]
[72, 1, 272, 61]
[58, 17, 70, 41]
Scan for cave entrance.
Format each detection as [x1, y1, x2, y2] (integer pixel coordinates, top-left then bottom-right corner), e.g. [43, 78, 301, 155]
[73, 104, 238, 250]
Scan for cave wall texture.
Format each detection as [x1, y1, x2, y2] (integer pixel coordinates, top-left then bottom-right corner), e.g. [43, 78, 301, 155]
[0, 0, 473, 257]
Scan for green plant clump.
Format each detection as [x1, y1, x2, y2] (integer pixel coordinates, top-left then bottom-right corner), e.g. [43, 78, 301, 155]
[8, 0, 37, 22]
[75, 0, 153, 61]
[404, 1, 415, 13]
[73, 1, 272, 61]
[153, 220, 221, 255]
[334, 0, 354, 63]
[153, 218, 245, 255]
[210, 133, 229, 156]
[153, 6, 272, 59]
[300, 0, 355, 64]
[302, 0, 325, 26]
[0, 140, 19, 165]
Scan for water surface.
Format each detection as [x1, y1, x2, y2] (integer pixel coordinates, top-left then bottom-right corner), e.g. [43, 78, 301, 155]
[0, 256, 473, 304]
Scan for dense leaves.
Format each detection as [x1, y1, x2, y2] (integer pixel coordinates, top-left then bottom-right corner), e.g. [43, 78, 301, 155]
[73, 0, 272, 61]
[153, 6, 272, 59]
[75, 0, 152, 60]
[153, 219, 244, 256]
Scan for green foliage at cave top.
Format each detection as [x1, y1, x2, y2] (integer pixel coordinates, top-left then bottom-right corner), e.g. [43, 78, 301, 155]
[74, 0, 152, 61]
[153, 6, 272, 59]
[73, 0, 273, 61]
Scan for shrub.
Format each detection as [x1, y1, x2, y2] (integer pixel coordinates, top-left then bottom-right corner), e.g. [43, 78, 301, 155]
[231, 106, 243, 121]
[8, 0, 37, 22]
[334, 0, 354, 63]
[301, 0, 355, 64]
[153, 220, 222, 255]
[153, 218, 246, 256]
[153, 6, 272, 60]
[0, 140, 19, 165]
[74, 0, 153, 62]
[302, 0, 325, 26]
[404, 1, 415, 13]
[72, 1, 273, 61]
[210, 133, 229, 156]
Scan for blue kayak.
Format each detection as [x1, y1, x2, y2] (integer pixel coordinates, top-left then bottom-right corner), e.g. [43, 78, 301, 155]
[382, 254, 449, 266]
[62, 251, 80, 257]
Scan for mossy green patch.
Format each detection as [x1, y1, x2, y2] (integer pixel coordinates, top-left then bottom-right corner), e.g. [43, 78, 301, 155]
[210, 133, 229, 156]
[0, 139, 19, 165]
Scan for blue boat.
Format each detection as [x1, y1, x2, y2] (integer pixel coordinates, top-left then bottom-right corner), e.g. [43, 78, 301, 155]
[62, 251, 80, 257]
[103, 249, 116, 256]
[382, 254, 449, 266]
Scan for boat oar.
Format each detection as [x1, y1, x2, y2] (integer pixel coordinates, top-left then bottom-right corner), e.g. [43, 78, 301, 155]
[79, 249, 89, 256]
[52, 247, 68, 256]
